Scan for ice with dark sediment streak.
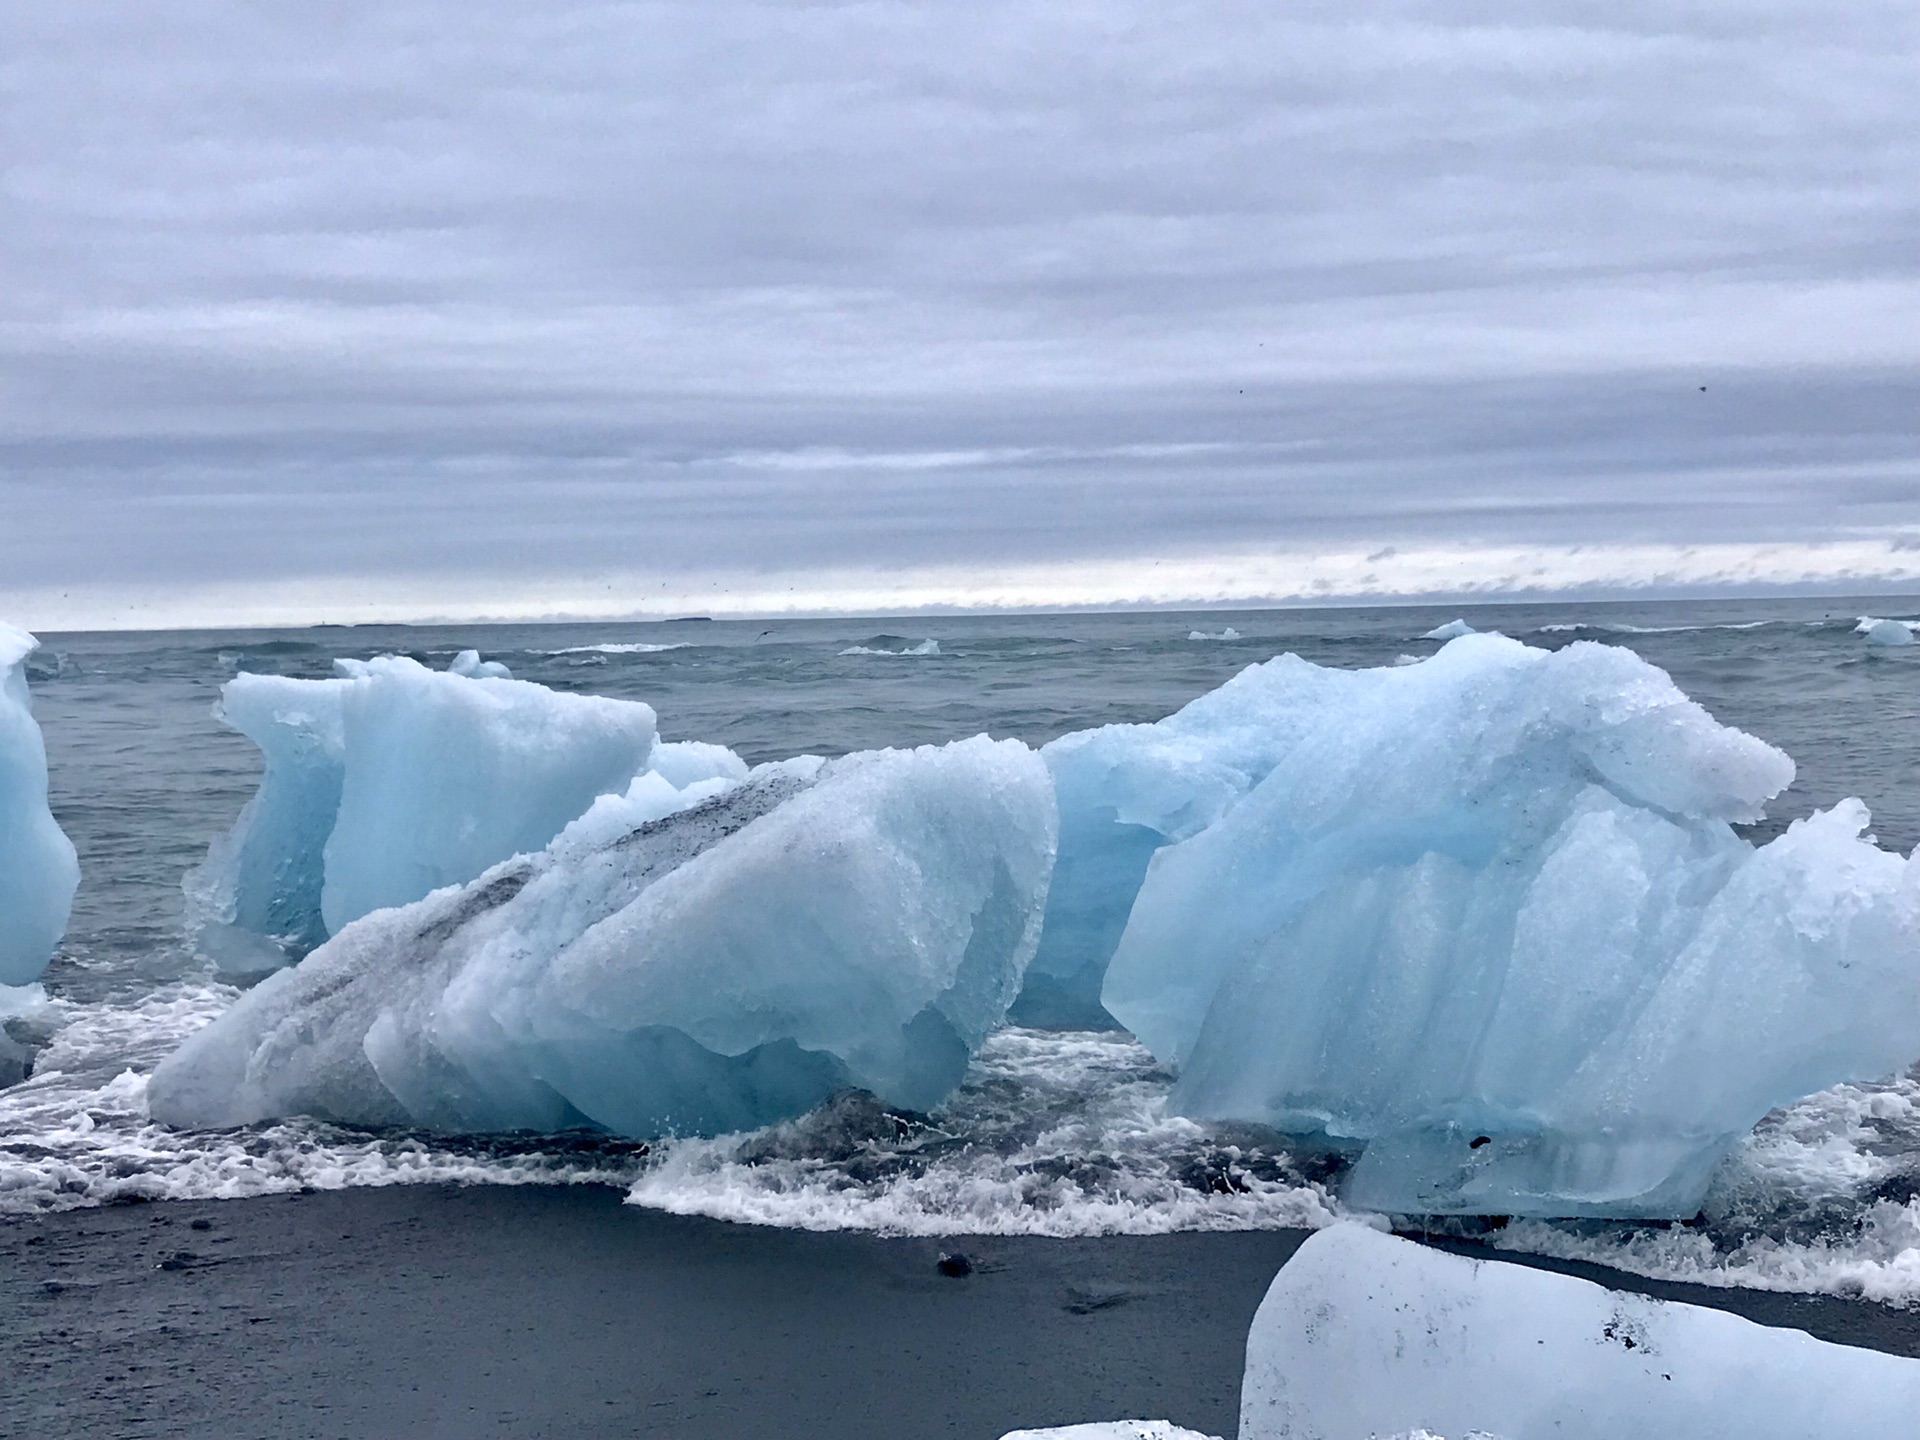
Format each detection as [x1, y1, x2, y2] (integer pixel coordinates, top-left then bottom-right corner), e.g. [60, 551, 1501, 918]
[1092, 634, 1920, 1217]
[185, 654, 743, 975]
[1239, 1226, 1920, 1439]
[151, 737, 1056, 1137]
[0, 625, 79, 986]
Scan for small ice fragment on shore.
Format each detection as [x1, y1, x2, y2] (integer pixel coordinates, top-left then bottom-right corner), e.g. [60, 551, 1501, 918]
[1239, 1226, 1920, 1439]
[1857, 616, 1917, 646]
[185, 656, 739, 975]
[1001, 1425, 1220, 1440]
[840, 639, 940, 656]
[0, 625, 79, 985]
[1187, 628, 1241, 641]
[1421, 618, 1475, 640]
[152, 736, 1056, 1137]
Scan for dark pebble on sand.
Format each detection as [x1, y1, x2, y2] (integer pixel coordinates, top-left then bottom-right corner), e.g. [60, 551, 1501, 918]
[190, 1218, 213, 1231]
[936, 1252, 973, 1278]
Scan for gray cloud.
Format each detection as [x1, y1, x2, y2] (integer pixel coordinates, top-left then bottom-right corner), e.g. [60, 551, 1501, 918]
[3, 1, 1917, 623]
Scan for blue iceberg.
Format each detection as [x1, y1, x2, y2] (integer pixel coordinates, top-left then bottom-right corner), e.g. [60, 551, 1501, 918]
[1098, 635, 1920, 1217]
[152, 737, 1057, 1136]
[186, 654, 740, 975]
[0, 625, 79, 986]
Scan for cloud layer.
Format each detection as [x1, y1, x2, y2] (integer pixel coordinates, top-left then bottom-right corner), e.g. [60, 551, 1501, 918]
[4, 2, 1917, 625]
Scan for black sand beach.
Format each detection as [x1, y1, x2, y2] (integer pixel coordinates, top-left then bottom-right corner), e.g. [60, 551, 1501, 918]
[6, 1187, 1920, 1440]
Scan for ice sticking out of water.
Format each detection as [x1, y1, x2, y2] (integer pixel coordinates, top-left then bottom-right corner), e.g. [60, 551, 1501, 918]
[151, 739, 1057, 1137]
[1421, 619, 1475, 640]
[1239, 1226, 1920, 1439]
[840, 638, 941, 656]
[0, 625, 79, 985]
[183, 654, 723, 975]
[1188, 628, 1241, 642]
[1858, 616, 1919, 646]
[1105, 635, 1920, 1218]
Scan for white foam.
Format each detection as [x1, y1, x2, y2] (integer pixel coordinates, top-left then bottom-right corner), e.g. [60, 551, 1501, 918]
[536, 643, 691, 655]
[624, 1028, 1343, 1236]
[1536, 620, 1796, 635]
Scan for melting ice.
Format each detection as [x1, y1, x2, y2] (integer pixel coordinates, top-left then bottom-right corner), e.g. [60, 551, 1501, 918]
[1100, 635, 1920, 1217]
[1239, 1226, 1920, 1439]
[152, 738, 1056, 1135]
[0, 625, 78, 986]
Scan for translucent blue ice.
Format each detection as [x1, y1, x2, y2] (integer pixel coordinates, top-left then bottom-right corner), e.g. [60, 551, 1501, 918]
[1241, 1226, 1920, 1438]
[152, 737, 1057, 1136]
[1099, 636, 1920, 1217]
[185, 654, 740, 975]
[0, 626, 79, 985]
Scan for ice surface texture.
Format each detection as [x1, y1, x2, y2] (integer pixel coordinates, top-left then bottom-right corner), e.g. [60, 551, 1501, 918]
[185, 655, 741, 975]
[1240, 1226, 1920, 1439]
[1001, 1425, 1219, 1440]
[1097, 635, 1920, 1217]
[0, 626, 79, 985]
[152, 737, 1056, 1136]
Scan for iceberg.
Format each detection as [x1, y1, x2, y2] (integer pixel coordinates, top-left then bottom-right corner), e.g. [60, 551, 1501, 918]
[186, 654, 740, 975]
[1858, 616, 1917, 646]
[1099, 634, 1920, 1217]
[0, 626, 79, 986]
[1421, 619, 1475, 640]
[151, 736, 1056, 1136]
[1239, 1226, 1920, 1439]
[1015, 653, 1338, 1026]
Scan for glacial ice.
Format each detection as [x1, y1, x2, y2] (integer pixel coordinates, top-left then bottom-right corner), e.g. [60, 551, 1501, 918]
[1016, 653, 1350, 1026]
[1239, 1225, 1920, 1439]
[1421, 619, 1475, 640]
[151, 736, 1056, 1136]
[0, 625, 79, 986]
[1858, 616, 1917, 646]
[1098, 634, 1920, 1217]
[185, 654, 739, 975]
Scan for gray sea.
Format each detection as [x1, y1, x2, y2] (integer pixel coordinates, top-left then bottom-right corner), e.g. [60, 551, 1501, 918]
[6, 599, 1920, 1302]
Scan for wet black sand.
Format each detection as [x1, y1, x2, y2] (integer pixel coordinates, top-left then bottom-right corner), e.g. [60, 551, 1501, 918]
[4, 1185, 1917, 1440]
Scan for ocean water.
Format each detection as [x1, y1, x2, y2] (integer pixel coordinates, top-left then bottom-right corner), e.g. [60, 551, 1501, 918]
[4, 600, 1920, 1302]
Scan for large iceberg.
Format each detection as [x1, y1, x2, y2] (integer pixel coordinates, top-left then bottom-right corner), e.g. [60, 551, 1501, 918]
[152, 736, 1056, 1136]
[1240, 1225, 1920, 1439]
[1097, 635, 1920, 1217]
[0, 625, 79, 986]
[186, 654, 740, 975]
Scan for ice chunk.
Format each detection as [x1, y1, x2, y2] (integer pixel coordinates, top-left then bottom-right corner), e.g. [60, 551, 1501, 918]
[446, 648, 513, 678]
[184, 655, 729, 975]
[152, 736, 1056, 1136]
[1017, 652, 1350, 1026]
[1188, 628, 1241, 641]
[1239, 1226, 1920, 1439]
[0, 626, 79, 985]
[1098, 636, 1920, 1217]
[1858, 616, 1917, 646]
[1421, 619, 1475, 640]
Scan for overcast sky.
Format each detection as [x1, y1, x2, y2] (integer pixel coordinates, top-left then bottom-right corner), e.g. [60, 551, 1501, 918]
[4, 1, 1917, 627]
